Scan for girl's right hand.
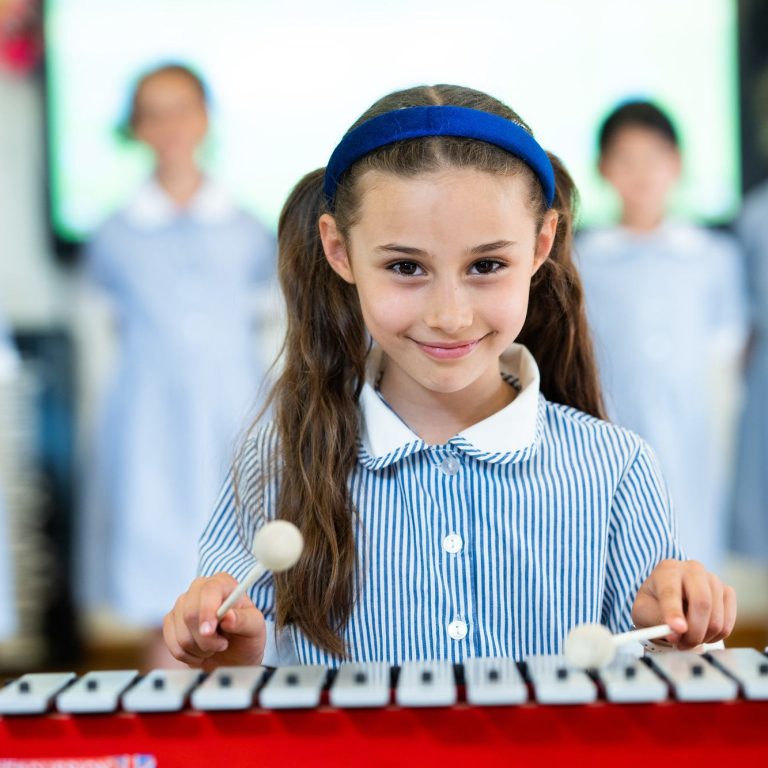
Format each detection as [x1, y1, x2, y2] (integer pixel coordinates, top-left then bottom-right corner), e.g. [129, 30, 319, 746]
[163, 573, 267, 670]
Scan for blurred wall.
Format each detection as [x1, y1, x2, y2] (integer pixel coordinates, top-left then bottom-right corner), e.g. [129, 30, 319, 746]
[0, 72, 64, 327]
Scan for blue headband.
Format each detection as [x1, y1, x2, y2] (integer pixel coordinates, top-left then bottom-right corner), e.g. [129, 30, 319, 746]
[323, 105, 555, 209]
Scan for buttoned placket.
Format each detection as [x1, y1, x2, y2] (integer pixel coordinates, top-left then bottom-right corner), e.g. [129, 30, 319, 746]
[434, 446, 472, 649]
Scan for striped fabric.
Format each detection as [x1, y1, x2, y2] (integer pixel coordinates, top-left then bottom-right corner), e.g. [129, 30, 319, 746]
[199, 344, 682, 666]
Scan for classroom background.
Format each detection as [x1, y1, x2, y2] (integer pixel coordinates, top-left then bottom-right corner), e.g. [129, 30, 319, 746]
[0, 0, 766, 673]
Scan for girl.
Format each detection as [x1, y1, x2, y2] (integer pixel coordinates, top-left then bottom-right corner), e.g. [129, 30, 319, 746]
[164, 85, 735, 669]
[81, 64, 276, 653]
[576, 101, 747, 574]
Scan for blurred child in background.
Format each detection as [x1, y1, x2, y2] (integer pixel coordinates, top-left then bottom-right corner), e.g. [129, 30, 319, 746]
[731, 176, 768, 566]
[80, 63, 276, 664]
[577, 101, 747, 573]
[0, 311, 19, 640]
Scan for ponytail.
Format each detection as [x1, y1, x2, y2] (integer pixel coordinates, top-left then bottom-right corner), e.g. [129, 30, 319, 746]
[264, 169, 368, 656]
[517, 154, 606, 419]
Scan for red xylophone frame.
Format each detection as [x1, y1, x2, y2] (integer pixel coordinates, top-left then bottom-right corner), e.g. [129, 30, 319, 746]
[1, 699, 768, 766]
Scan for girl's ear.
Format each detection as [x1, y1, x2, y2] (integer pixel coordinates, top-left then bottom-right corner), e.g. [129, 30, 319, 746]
[319, 214, 355, 284]
[533, 209, 558, 274]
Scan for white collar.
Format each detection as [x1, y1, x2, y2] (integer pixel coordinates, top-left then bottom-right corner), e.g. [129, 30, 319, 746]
[359, 343, 541, 466]
[123, 177, 237, 229]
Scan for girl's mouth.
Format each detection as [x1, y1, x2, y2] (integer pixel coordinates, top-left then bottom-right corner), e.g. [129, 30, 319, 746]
[414, 338, 482, 360]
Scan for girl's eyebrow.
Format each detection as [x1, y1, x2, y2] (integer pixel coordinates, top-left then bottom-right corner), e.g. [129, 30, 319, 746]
[375, 240, 518, 257]
[470, 240, 518, 254]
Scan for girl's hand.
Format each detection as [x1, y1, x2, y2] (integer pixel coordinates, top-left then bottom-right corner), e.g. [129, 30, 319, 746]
[163, 573, 267, 670]
[632, 559, 737, 649]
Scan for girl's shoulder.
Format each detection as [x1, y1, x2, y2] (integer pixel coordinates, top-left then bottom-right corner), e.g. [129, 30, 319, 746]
[540, 396, 652, 468]
[230, 422, 281, 524]
[237, 421, 280, 473]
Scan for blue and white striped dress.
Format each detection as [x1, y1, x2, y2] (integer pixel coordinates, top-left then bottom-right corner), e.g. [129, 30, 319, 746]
[199, 344, 681, 666]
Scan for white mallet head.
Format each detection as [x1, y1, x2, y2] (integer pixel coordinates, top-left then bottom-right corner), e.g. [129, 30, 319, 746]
[563, 623, 616, 669]
[252, 520, 304, 572]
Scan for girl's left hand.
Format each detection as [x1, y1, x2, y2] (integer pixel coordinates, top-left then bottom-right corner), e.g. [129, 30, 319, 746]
[632, 559, 737, 649]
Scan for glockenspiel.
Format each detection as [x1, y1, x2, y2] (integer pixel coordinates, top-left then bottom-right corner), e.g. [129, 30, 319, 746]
[1, 649, 767, 766]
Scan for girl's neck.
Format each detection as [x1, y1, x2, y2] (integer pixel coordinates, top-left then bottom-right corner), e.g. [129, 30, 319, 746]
[378, 361, 516, 445]
[620, 205, 665, 234]
[155, 164, 204, 207]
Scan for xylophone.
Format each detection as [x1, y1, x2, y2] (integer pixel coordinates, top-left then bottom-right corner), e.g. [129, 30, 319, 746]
[1, 649, 767, 766]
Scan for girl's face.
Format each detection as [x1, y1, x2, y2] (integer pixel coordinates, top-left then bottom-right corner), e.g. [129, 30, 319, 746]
[599, 126, 681, 215]
[320, 168, 557, 402]
[132, 72, 208, 168]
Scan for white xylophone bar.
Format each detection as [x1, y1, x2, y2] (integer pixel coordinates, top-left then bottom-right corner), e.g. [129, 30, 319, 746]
[57, 670, 139, 714]
[395, 660, 457, 708]
[0, 672, 76, 715]
[647, 651, 739, 702]
[329, 662, 391, 708]
[122, 669, 203, 713]
[190, 666, 266, 711]
[464, 656, 528, 706]
[597, 655, 669, 703]
[258, 665, 327, 709]
[525, 655, 597, 705]
[707, 648, 768, 700]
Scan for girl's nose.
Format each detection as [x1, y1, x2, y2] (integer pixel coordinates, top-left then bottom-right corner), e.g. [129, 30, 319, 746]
[424, 282, 473, 335]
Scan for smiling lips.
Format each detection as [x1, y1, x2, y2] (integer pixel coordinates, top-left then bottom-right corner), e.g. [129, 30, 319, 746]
[414, 337, 482, 360]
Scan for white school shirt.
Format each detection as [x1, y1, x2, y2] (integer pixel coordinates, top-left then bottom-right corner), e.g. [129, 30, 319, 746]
[199, 343, 682, 666]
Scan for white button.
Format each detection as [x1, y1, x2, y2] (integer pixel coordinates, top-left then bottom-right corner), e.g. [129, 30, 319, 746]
[447, 620, 468, 640]
[442, 533, 463, 554]
[439, 456, 461, 476]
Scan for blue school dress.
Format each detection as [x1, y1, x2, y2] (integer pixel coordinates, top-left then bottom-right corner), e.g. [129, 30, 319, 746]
[731, 181, 768, 564]
[83, 178, 276, 626]
[199, 344, 682, 666]
[576, 222, 747, 573]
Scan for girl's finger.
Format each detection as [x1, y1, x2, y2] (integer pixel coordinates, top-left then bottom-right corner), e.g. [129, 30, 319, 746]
[195, 577, 236, 649]
[702, 573, 724, 643]
[174, 597, 227, 659]
[163, 612, 206, 667]
[218, 604, 265, 639]
[678, 562, 711, 648]
[651, 563, 687, 634]
[721, 585, 738, 640]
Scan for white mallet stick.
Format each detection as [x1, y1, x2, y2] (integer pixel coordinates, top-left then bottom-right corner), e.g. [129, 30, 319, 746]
[564, 622, 673, 669]
[216, 520, 303, 620]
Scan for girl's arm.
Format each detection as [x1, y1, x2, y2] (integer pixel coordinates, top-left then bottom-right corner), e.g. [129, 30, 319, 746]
[601, 437, 736, 648]
[165, 425, 280, 668]
[601, 438, 682, 634]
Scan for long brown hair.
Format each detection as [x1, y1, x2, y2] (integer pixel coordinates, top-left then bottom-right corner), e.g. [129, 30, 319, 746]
[247, 84, 604, 656]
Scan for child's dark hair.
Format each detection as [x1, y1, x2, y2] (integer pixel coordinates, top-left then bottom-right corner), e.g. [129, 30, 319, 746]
[598, 100, 679, 154]
[248, 84, 605, 657]
[119, 62, 209, 138]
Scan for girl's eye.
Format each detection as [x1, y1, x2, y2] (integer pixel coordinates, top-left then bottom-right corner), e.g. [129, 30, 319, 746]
[389, 261, 424, 276]
[471, 259, 506, 275]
